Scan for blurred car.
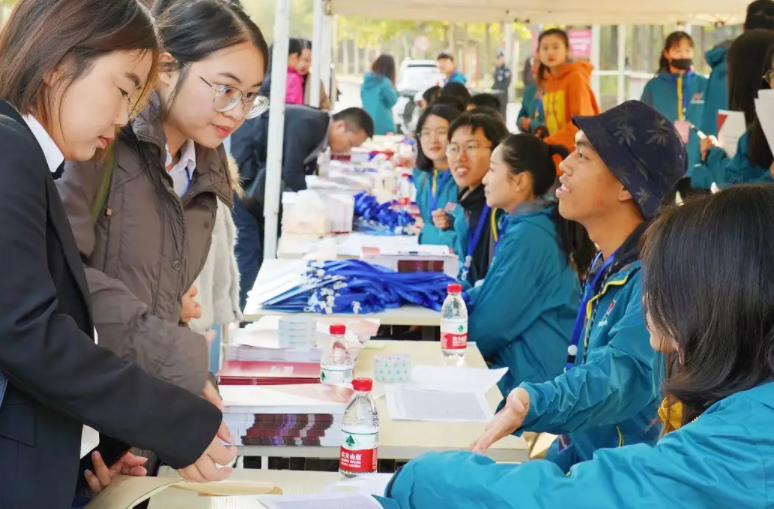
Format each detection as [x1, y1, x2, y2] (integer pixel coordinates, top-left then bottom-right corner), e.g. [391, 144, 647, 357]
[392, 59, 444, 134]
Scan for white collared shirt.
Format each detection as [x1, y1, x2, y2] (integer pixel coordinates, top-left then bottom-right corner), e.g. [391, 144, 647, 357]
[22, 114, 64, 173]
[166, 139, 197, 196]
[21, 114, 99, 459]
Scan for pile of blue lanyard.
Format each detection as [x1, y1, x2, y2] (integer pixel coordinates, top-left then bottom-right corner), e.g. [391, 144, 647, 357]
[260, 260, 465, 314]
[353, 192, 415, 236]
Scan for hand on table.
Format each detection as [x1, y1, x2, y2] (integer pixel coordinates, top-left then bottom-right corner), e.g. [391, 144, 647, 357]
[181, 286, 202, 323]
[84, 451, 148, 493]
[470, 388, 530, 454]
[431, 209, 452, 230]
[177, 423, 237, 483]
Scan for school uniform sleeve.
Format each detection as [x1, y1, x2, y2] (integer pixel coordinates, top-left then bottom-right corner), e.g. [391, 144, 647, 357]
[517, 85, 535, 125]
[380, 80, 400, 109]
[517, 274, 658, 434]
[722, 141, 773, 185]
[640, 80, 655, 107]
[450, 210, 471, 289]
[467, 231, 547, 359]
[544, 74, 599, 150]
[383, 411, 761, 509]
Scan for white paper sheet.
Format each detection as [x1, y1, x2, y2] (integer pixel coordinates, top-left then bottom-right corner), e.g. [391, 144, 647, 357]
[755, 94, 774, 158]
[410, 366, 507, 394]
[385, 385, 494, 423]
[716, 110, 746, 158]
[262, 493, 382, 509]
[325, 474, 394, 497]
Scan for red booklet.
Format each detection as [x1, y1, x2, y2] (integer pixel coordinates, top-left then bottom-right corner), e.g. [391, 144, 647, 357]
[218, 360, 321, 385]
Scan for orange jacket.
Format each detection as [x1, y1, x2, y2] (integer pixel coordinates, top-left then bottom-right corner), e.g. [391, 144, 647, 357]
[542, 61, 600, 152]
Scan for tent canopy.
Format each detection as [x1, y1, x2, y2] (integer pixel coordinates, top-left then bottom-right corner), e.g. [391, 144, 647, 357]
[329, 0, 750, 25]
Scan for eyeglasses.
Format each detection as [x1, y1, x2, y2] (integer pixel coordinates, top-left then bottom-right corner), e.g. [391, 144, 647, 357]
[764, 70, 774, 85]
[446, 142, 493, 158]
[183, 63, 269, 119]
[419, 128, 449, 140]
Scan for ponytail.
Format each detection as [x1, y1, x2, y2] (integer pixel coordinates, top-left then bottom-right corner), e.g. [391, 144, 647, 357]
[499, 134, 595, 278]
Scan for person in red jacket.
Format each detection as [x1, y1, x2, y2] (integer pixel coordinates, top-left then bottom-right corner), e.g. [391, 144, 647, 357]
[537, 29, 600, 153]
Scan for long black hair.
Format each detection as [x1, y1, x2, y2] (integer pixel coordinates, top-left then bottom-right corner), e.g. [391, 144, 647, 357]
[657, 31, 693, 74]
[499, 135, 595, 276]
[414, 103, 462, 172]
[748, 44, 774, 169]
[727, 29, 774, 127]
[643, 185, 774, 426]
[537, 28, 570, 84]
[151, 0, 270, 111]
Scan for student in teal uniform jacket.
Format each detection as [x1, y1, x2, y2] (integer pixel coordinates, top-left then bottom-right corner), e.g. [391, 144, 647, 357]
[379, 184, 774, 509]
[641, 31, 708, 185]
[411, 103, 461, 247]
[445, 111, 509, 288]
[470, 101, 685, 470]
[468, 135, 595, 394]
[699, 1, 774, 137]
[517, 53, 544, 134]
[697, 33, 774, 187]
[360, 54, 399, 135]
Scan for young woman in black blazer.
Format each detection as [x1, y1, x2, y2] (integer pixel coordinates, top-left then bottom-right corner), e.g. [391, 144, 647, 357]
[0, 0, 235, 507]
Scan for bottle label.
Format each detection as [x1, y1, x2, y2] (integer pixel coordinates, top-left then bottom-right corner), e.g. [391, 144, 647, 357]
[320, 364, 353, 385]
[441, 319, 468, 350]
[340, 426, 378, 474]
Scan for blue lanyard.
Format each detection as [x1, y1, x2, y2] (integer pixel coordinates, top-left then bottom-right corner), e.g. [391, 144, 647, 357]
[565, 251, 617, 370]
[467, 204, 491, 260]
[429, 170, 452, 212]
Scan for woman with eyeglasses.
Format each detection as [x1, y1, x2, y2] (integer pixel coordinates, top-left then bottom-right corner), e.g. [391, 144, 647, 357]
[0, 0, 237, 506]
[695, 30, 774, 188]
[57, 0, 269, 404]
[446, 111, 509, 288]
[412, 103, 462, 247]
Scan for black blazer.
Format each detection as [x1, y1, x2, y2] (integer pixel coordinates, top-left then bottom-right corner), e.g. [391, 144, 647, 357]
[231, 104, 330, 205]
[0, 100, 222, 509]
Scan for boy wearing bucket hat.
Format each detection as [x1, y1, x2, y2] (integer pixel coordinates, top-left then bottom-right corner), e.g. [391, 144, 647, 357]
[469, 101, 687, 469]
[377, 102, 687, 507]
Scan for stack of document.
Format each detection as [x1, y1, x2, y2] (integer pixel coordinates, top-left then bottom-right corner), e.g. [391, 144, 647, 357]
[221, 384, 353, 447]
[226, 316, 372, 365]
[385, 366, 507, 423]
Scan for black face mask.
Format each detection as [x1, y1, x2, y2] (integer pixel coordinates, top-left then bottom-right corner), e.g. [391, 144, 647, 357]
[670, 58, 693, 71]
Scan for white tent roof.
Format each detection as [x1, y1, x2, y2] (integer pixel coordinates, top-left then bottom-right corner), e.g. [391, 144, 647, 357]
[329, 0, 749, 25]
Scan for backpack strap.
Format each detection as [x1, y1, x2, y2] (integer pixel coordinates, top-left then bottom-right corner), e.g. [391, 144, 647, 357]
[90, 145, 116, 225]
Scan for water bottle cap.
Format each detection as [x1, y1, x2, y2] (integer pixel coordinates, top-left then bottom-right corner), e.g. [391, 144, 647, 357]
[447, 283, 462, 294]
[330, 324, 346, 335]
[352, 378, 373, 391]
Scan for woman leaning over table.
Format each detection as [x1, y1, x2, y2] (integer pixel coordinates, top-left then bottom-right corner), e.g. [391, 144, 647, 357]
[0, 0, 234, 507]
[57, 0, 268, 405]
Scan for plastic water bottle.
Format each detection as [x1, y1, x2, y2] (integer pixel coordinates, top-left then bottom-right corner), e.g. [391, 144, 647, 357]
[320, 324, 354, 386]
[441, 283, 468, 364]
[340, 377, 380, 478]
